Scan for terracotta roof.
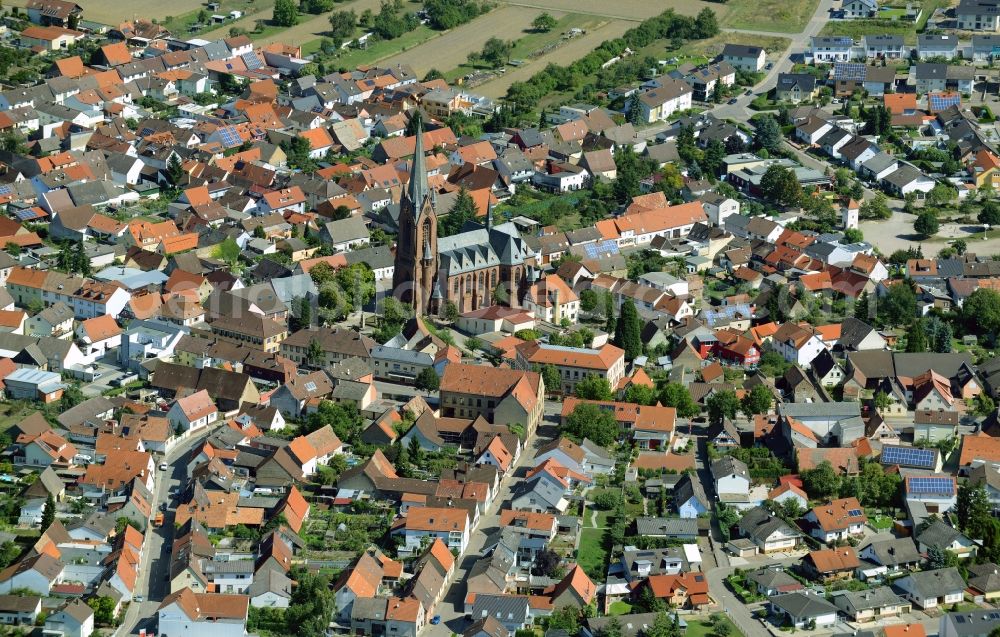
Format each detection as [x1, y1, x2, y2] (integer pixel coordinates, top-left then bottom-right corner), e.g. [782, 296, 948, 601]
[0, 310, 25, 329]
[885, 625, 926, 637]
[548, 565, 596, 605]
[427, 537, 454, 573]
[79, 314, 121, 342]
[158, 588, 249, 621]
[960, 433, 1000, 466]
[385, 596, 421, 622]
[809, 497, 867, 532]
[439, 363, 541, 400]
[402, 506, 468, 533]
[174, 390, 217, 422]
[516, 341, 624, 371]
[499, 509, 556, 531]
[807, 547, 859, 572]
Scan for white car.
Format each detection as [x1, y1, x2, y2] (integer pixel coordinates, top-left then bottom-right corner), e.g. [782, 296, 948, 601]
[159, 462, 168, 471]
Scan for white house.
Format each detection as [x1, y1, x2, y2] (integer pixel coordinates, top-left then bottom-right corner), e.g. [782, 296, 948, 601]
[804, 498, 867, 543]
[44, 601, 93, 637]
[712, 456, 751, 505]
[769, 592, 838, 628]
[771, 323, 828, 367]
[390, 507, 470, 555]
[636, 79, 694, 123]
[894, 568, 965, 609]
[166, 389, 219, 433]
[157, 588, 249, 637]
[74, 314, 122, 363]
[722, 43, 766, 72]
[810, 36, 858, 63]
[700, 192, 740, 227]
[842, 0, 878, 18]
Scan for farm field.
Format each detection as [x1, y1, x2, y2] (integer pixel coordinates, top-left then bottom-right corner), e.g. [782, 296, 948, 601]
[474, 20, 631, 98]
[377, 5, 539, 77]
[720, 0, 819, 33]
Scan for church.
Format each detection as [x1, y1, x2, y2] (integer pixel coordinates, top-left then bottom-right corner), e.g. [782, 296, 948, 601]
[392, 122, 536, 316]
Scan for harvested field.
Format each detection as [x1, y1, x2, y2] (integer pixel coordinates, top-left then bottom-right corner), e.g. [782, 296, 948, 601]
[474, 19, 631, 98]
[53, 0, 217, 25]
[377, 6, 538, 77]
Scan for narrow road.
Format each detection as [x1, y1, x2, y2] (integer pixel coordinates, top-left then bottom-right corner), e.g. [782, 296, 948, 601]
[114, 426, 220, 637]
[428, 406, 561, 637]
[707, 566, 771, 637]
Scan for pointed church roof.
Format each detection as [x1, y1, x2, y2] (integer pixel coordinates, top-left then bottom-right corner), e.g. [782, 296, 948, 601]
[408, 113, 427, 207]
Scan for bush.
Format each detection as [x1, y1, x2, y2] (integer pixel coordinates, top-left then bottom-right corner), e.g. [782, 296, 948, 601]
[593, 491, 623, 510]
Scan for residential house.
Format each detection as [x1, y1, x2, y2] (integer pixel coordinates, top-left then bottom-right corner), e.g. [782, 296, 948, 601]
[768, 592, 839, 628]
[737, 506, 803, 554]
[915, 519, 976, 559]
[894, 568, 965, 609]
[804, 498, 867, 543]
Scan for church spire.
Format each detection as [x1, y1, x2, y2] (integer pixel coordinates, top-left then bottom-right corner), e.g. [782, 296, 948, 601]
[408, 111, 427, 207]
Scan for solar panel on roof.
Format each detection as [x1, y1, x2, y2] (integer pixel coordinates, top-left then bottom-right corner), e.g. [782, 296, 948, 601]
[881, 445, 936, 468]
[242, 52, 263, 70]
[139, 127, 155, 137]
[908, 476, 954, 494]
[847, 509, 862, 517]
[0, 185, 13, 196]
[930, 94, 961, 111]
[219, 126, 241, 148]
[583, 239, 618, 258]
[13, 209, 35, 221]
[833, 63, 867, 81]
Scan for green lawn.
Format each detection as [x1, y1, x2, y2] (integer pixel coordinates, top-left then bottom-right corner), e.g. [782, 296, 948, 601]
[305, 25, 439, 70]
[578, 527, 608, 579]
[869, 514, 893, 530]
[608, 601, 633, 616]
[879, 8, 909, 18]
[720, 0, 820, 33]
[583, 505, 613, 529]
[0, 404, 35, 435]
[686, 616, 743, 637]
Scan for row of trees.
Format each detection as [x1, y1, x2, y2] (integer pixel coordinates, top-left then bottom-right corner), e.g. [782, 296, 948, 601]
[424, 0, 488, 30]
[504, 8, 719, 113]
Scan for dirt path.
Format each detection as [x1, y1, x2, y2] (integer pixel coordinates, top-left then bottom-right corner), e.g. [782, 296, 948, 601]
[377, 6, 538, 76]
[473, 20, 631, 98]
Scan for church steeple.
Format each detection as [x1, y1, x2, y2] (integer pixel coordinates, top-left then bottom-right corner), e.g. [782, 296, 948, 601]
[408, 111, 427, 207]
[391, 108, 438, 317]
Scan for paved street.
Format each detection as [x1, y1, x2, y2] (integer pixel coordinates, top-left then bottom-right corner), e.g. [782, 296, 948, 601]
[428, 402, 562, 636]
[115, 427, 220, 637]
